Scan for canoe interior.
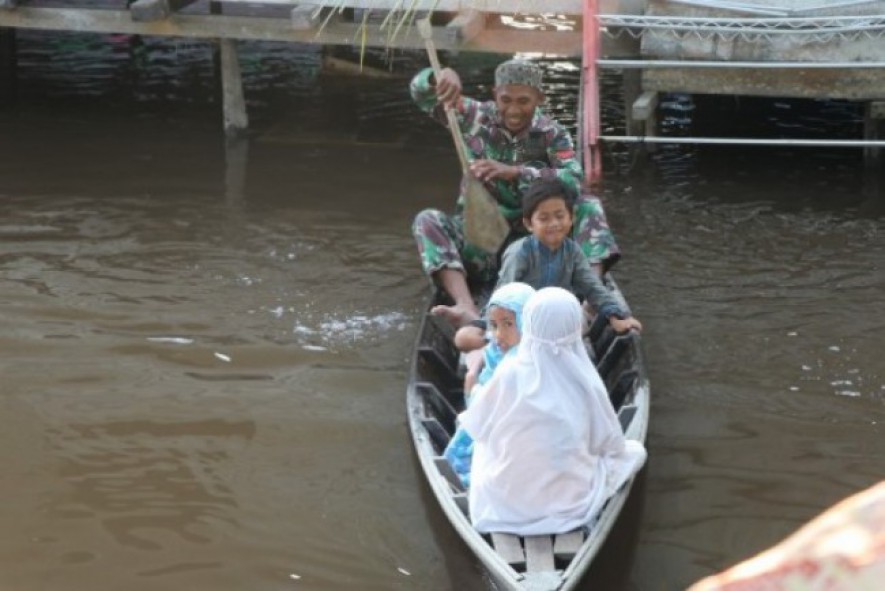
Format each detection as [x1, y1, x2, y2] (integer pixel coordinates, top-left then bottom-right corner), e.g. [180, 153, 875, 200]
[406, 276, 650, 590]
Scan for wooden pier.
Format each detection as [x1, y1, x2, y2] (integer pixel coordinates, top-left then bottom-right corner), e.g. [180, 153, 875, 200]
[1, 0, 884, 175]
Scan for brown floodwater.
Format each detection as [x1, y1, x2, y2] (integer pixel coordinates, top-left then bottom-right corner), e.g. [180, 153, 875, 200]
[0, 31, 883, 591]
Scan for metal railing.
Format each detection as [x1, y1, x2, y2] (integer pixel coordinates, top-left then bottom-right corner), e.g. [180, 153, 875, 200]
[586, 9, 885, 151]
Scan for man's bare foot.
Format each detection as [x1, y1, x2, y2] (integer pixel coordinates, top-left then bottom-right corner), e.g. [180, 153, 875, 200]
[430, 303, 479, 328]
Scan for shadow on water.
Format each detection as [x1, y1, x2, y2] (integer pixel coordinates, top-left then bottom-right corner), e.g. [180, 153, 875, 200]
[579, 468, 649, 591]
[413, 460, 491, 591]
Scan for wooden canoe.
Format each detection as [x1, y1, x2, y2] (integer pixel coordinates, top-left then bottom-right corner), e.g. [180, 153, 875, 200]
[406, 276, 650, 591]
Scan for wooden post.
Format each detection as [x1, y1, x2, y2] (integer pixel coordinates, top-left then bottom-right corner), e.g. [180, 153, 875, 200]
[631, 90, 659, 149]
[0, 27, 14, 106]
[210, 0, 222, 83]
[219, 39, 248, 135]
[582, 0, 602, 185]
[225, 136, 249, 205]
[864, 101, 884, 171]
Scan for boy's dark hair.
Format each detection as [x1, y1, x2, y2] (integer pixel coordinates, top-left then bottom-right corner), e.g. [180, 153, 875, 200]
[521, 178, 576, 220]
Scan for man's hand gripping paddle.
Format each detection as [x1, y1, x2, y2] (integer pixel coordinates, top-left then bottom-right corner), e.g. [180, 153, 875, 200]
[417, 18, 510, 255]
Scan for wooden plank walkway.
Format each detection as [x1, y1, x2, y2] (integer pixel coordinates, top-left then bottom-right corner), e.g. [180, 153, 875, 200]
[0, 0, 585, 54]
[1, 0, 882, 155]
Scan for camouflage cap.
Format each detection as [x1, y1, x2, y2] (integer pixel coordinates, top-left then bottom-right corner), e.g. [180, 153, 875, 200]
[494, 59, 543, 90]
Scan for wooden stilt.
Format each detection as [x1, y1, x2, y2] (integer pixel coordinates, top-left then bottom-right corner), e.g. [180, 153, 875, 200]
[0, 26, 14, 105]
[210, 0, 222, 82]
[224, 136, 249, 205]
[219, 38, 248, 136]
[631, 89, 659, 152]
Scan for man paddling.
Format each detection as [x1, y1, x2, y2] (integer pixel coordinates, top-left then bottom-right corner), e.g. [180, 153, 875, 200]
[410, 59, 620, 327]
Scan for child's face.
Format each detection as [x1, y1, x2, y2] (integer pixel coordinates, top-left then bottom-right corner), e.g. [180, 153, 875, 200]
[488, 306, 520, 353]
[524, 196, 573, 251]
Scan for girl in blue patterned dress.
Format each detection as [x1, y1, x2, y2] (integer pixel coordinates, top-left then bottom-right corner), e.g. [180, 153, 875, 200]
[443, 282, 535, 488]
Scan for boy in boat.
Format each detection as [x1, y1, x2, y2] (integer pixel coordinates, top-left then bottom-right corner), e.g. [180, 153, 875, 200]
[410, 58, 620, 328]
[459, 287, 646, 535]
[454, 178, 641, 367]
[443, 282, 535, 488]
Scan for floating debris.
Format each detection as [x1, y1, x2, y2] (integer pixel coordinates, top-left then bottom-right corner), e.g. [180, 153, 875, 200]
[302, 345, 327, 352]
[289, 573, 301, 580]
[147, 336, 194, 345]
[397, 567, 411, 576]
[214, 352, 232, 362]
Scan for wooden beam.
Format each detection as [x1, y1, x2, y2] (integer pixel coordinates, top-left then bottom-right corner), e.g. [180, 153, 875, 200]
[524, 535, 555, 572]
[643, 68, 885, 101]
[130, 0, 200, 22]
[630, 90, 657, 121]
[220, 0, 584, 15]
[491, 533, 525, 566]
[290, 4, 319, 30]
[552, 530, 583, 561]
[0, 8, 582, 56]
[444, 10, 485, 44]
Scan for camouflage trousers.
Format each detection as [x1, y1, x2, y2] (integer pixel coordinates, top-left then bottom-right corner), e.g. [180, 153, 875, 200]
[412, 196, 621, 288]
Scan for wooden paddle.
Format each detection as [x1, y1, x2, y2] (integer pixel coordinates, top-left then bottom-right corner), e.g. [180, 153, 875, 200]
[416, 18, 511, 255]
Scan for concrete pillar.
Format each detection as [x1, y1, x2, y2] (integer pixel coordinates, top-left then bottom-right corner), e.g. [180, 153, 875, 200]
[0, 27, 15, 106]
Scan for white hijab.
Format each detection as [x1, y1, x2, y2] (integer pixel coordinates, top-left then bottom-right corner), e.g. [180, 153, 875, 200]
[460, 287, 646, 535]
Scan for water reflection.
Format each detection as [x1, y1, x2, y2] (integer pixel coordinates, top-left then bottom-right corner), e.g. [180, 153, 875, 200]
[48, 419, 251, 551]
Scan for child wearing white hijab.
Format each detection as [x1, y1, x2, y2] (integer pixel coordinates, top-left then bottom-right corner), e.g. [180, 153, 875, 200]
[459, 287, 646, 535]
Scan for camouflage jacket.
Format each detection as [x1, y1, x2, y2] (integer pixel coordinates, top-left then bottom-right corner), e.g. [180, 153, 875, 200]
[410, 67, 584, 223]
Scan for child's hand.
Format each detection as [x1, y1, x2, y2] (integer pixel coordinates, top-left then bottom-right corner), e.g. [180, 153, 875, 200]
[609, 315, 642, 334]
[462, 349, 484, 395]
[464, 370, 478, 396]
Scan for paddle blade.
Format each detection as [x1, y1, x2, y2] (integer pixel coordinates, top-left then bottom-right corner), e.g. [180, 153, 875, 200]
[462, 179, 511, 254]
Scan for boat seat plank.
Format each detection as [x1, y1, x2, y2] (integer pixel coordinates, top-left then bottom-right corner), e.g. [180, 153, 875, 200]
[553, 530, 584, 561]
[619, 404, 637, 433]
[433, 456, 466, 493]
[524, 535, 555, 572]
[419, 344, 457, 377]
[452, 492, 469, 517]
[416, 381, 458, 432]
[609, 369, 639, 411]
[491, 532, 525, 566]
[597, 332, 635, 380]
[422, 418, 451, 453]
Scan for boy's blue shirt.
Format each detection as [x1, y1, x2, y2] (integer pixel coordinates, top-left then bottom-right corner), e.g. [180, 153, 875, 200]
[496, 235, 625, 320]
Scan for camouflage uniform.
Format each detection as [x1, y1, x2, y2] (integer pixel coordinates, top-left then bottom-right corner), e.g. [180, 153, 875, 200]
[410, 68, 621, 288]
